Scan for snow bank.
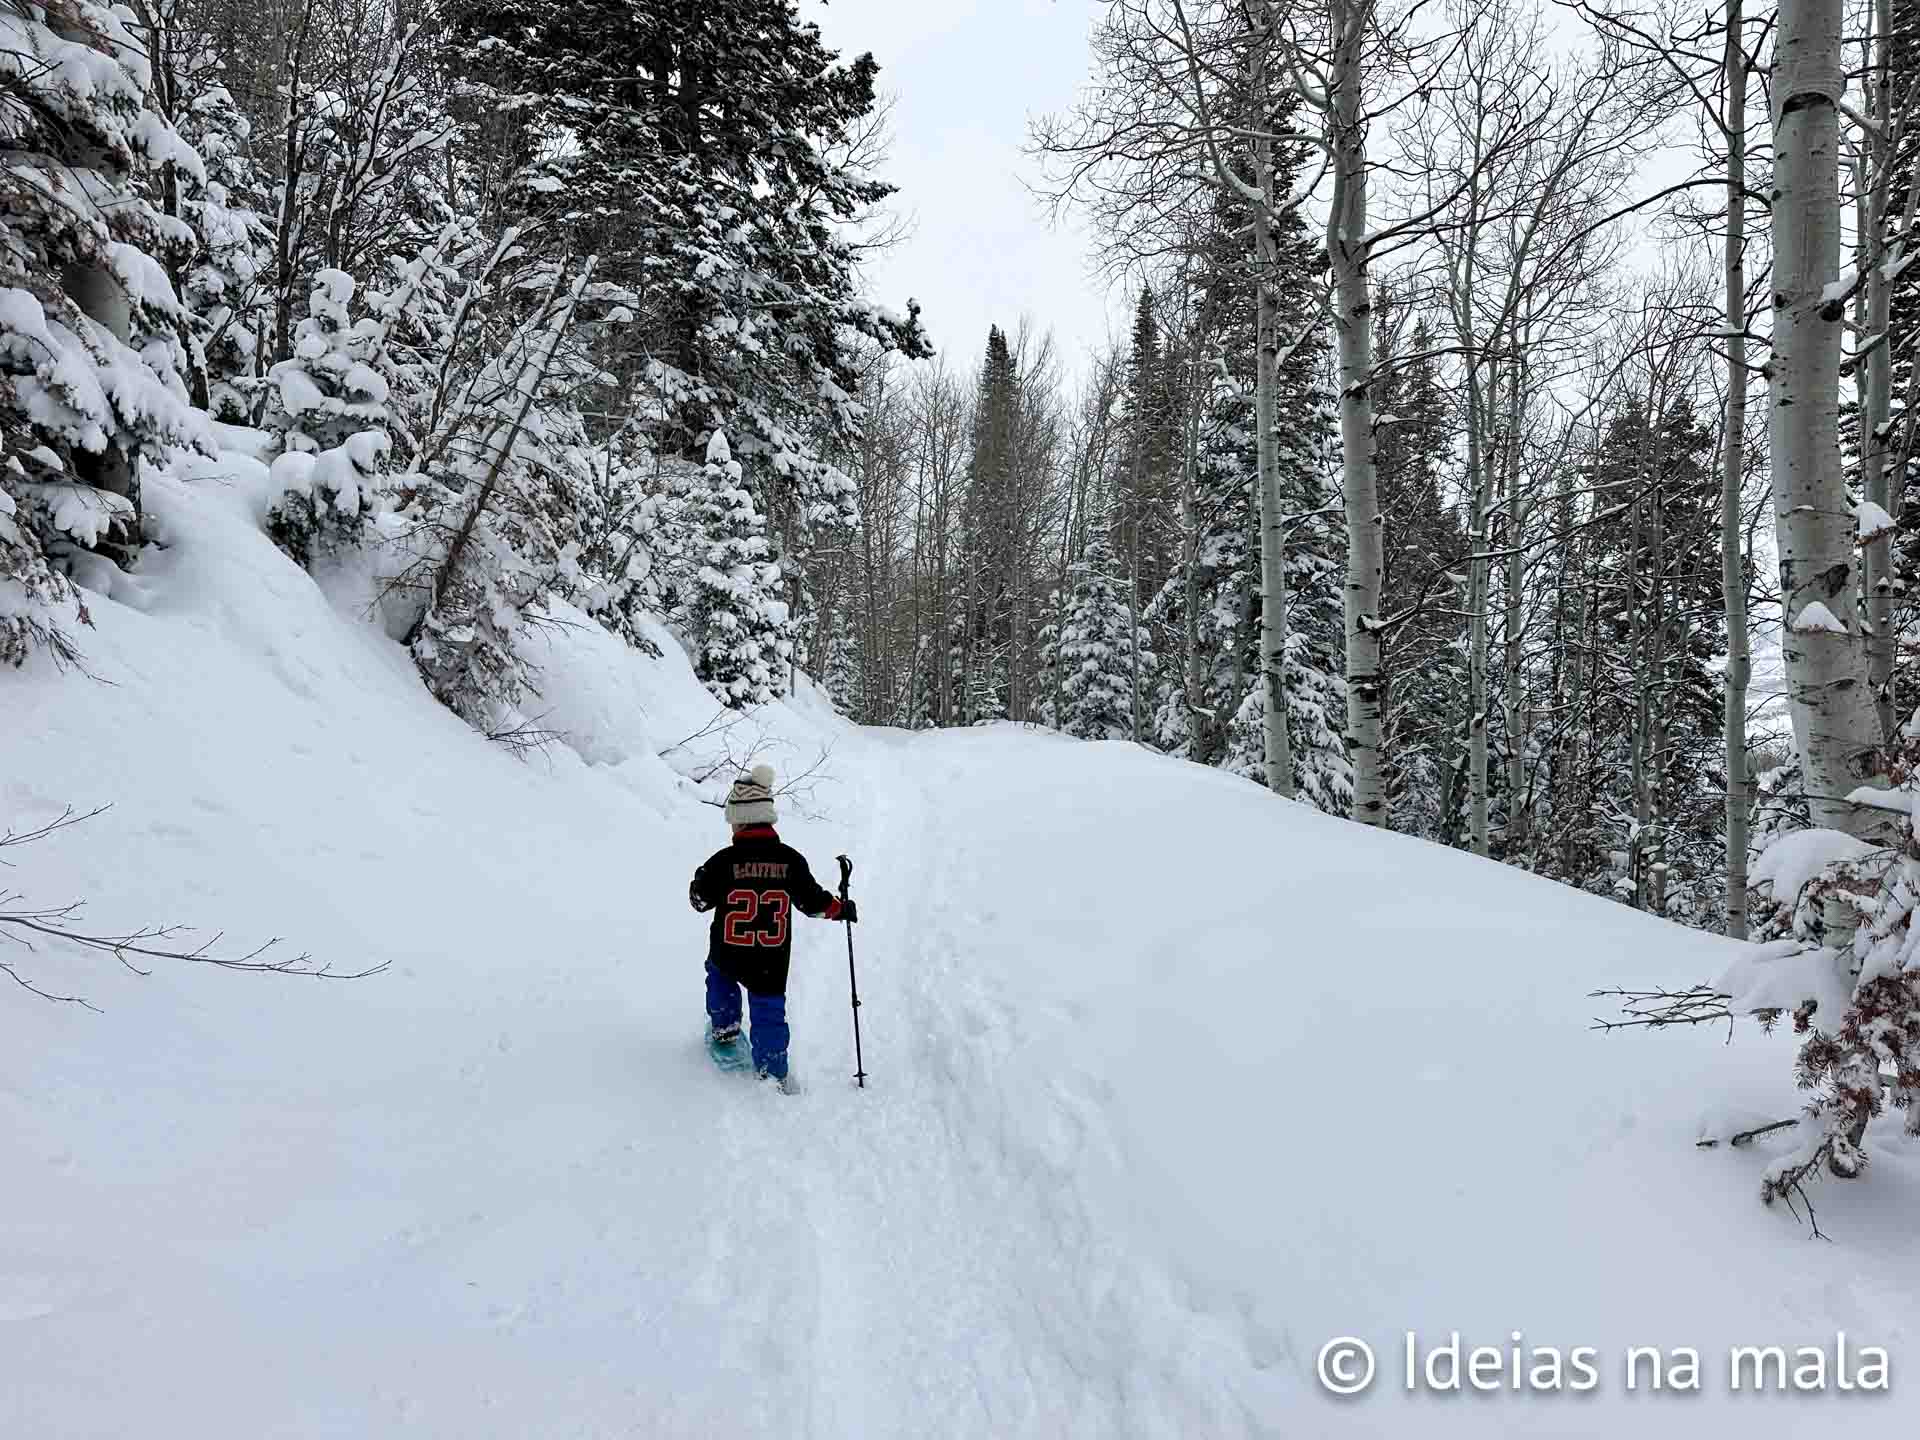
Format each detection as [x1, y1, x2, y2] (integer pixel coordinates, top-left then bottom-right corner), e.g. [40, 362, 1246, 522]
[869, 734, 1920, 1437]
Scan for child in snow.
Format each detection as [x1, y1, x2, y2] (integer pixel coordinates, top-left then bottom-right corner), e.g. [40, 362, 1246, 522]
[689, 764, 857, 1088]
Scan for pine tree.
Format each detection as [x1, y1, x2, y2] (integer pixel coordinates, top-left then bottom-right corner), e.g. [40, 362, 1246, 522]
[820, 623, 860, 715]
[685, 429, 793, 707]
[955, 326, 1020, 722]
[263, 269, 394, 568]
[176, 78, 270, 421]
[445, 0, 929, 510]
[1148, 148, 1349, 810]
[1373, 301, 1468, 837]
[572, 434, 668, 659]
[400, 263, 599, 729]
[1051, 535, 1153, 740]
[1552, 395, 1727, 918]
[1116, 287, 1178, 608]
[0, 0, 213, 661]
[903, 632, 939, 730]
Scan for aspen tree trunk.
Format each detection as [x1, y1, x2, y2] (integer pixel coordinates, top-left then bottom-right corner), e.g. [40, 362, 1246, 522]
[1723, 0, 1754, 937]
[1554, 445, 1582, 875]
[1181, 351, 1206, 757]
[1646, 411, 1670, 914]
[1467, 366, 1493, 857]
[1329, 0, 1387, 826]
[1501, 351, 1529, 858]
[1254, 116, 1295, 797]
[1446, 156, 1491, 855]
[1769, 0, 1884, 834]
[1054, 425, 1086, 730]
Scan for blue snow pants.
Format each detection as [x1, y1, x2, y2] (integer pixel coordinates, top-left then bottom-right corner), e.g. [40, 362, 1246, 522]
[706, 960, 789, 1079]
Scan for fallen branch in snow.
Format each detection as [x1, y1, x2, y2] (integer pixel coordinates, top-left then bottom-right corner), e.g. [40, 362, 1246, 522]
[1767, 1170, 1831, 1243]
[1589, 985, 1735, 1036]
[1695, 1118, 1800, 1149]
[485, 713, 563, 757]
[0, 805, 384, 1010]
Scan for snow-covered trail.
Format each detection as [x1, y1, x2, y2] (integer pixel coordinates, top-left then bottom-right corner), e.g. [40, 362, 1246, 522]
[685, 725, 1278, 1438]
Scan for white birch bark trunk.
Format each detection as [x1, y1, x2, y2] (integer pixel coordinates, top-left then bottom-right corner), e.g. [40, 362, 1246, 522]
[1768, 0, 1884, 835]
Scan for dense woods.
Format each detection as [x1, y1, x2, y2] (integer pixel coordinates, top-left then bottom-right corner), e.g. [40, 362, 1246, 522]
[8, 0, 1920, 1190]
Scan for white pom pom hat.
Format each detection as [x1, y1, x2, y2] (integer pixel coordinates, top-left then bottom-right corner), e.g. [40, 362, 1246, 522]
[726, 763, 777, 829]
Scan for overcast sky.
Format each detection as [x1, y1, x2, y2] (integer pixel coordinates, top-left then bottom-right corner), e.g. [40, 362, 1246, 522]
[801, 0, 1123, 380]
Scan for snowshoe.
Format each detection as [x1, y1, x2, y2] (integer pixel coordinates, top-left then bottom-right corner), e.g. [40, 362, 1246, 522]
[706, 1023, 752, 1073]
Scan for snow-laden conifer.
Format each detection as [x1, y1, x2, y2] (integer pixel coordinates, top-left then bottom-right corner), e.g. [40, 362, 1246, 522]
[684, 429, 792, 708]
[1049, 536, 1153, 741]
[264, 269, 394, 566]
[396, 260, 599, 731]
[0, 0, 213, 659]
[175, 77, 269, 420]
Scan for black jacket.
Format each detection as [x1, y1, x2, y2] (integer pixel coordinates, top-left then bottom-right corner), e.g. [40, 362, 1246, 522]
[690, 825, 842, 994]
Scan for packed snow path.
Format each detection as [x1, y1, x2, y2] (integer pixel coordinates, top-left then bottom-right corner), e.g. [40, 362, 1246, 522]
[684, 730, 1281, 1437]
[8, 471, 1920, 1437]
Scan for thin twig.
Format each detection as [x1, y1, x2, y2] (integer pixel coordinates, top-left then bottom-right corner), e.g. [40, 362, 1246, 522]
[1696, 1117, 1799, 1148]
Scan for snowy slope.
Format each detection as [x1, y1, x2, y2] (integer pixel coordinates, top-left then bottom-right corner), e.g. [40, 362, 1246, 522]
[4, 455, 1916, 1437]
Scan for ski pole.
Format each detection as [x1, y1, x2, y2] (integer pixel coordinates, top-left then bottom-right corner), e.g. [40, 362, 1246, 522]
[837, 854, 867, 1088]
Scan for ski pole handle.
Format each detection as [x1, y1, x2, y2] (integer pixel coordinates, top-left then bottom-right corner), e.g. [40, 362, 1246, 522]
[836, 854, 852, 901]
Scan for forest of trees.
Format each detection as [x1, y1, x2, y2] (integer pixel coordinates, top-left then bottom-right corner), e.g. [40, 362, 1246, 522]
[9, 0, 1920, 1166]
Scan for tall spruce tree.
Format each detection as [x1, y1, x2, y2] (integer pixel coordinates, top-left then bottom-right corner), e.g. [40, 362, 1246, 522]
[1117, 288, 1179, 624]
[1373, 301, 1468, 838]
[685, 429, 793, 707]
[445, 0, 929, 510]
[1552, 394, 1727, 919]
[1049, 534, 1154, 740]
[955, 326, 1020, 723]
[1144, 141, 1349, 810]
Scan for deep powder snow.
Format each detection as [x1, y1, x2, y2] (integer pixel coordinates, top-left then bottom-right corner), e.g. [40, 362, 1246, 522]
[4, 458, 1917, 1437]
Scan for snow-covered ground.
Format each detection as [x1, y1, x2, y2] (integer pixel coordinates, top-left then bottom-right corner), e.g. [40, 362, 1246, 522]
[4, 456, 1916, 1437]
